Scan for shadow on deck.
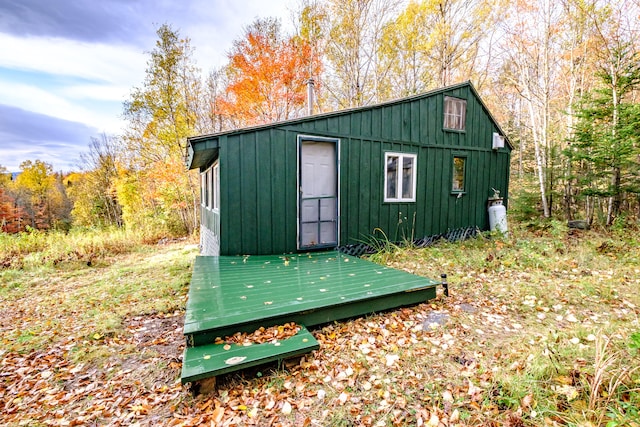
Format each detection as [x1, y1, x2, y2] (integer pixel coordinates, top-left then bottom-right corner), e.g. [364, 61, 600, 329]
[181, 251, 441, 384]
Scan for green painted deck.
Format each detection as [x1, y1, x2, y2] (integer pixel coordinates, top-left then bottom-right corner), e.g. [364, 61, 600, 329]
[184, 251, 439, 344]
[181, 251, 440, 384]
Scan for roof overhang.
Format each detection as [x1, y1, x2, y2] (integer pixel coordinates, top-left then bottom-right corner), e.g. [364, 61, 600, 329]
[186, 137, 219, 171]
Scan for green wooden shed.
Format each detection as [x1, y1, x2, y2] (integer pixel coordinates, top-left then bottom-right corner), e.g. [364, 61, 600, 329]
[186, 81, 511, 256]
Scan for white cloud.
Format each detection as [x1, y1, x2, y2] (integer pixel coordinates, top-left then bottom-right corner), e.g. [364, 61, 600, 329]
[61, 83, 131, 103]
[0, 0, 296, 172]
[0, 33, 146, 87]
[0, 143, 85, 173]
[0, 33, 144, 133]
[0, 80, 123, 133]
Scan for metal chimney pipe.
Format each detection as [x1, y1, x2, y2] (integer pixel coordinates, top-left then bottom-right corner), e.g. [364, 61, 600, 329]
[307, 78, 315, 116]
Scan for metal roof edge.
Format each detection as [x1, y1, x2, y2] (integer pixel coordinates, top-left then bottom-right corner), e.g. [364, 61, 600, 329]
[186, 81, 474, 144]
[187, 80, 512, 151]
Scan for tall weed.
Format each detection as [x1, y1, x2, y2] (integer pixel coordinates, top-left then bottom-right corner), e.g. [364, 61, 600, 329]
[0, 227, 148, 270]
[361, 228, 404, 264]
[585, 333, 640, 426]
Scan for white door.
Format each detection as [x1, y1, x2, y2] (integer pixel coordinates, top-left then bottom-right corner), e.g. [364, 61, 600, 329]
[298, 139, 338, 249]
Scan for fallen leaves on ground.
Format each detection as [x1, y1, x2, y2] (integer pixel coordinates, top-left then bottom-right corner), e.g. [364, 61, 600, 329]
[214, 323, 301, 346]
[2, 231, 640, 426]
[1, 312, 185, 426]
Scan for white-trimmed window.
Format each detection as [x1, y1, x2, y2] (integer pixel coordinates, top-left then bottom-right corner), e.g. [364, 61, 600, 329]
[452, 156, 466, 193]
[384, 152, 417, 202]
[201, 172, 207, 207]
[202, 161, 220, 211]
[206, 167, 213, 209]
[444, 96, 466, 131]
[212, 162, 220, 212]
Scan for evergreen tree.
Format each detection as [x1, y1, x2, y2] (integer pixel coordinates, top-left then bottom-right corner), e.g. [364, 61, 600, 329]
[567, 44, 640, 225]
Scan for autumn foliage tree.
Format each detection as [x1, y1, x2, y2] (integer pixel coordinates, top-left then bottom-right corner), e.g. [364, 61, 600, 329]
[492, 0, 640, 226]
[15, 160, 69, 229]
[0, 166, 25, 233]
[121, 24, 200, 236]
[7, 0, 637, 235]
[66, 135, 123, 227]
[0, 187, 18, 233]
[323, 0, 401, 108]
[1, 160, 71, 231]
[377, 1, 434, 98]
[219, 17, 322, 127]
[14, 160, 56, 229]
[124, 24, 200, 162]
[1, 167, 22, 233]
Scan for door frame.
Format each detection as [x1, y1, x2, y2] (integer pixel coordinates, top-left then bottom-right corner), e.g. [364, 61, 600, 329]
[296, 134, 341, 250]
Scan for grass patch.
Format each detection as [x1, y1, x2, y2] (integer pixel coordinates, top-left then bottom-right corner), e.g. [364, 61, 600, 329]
[0, 227, 154, 270]
[1, 222, 639, 426]
[362, 222, 640, 426]
[0, 229, 197, 358]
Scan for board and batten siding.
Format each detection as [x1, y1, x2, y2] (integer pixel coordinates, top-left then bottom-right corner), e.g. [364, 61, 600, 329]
[218, 129, 300, 255]
[196, 83, 510, 256]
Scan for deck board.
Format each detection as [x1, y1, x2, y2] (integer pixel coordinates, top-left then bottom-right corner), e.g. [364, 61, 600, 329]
[184, 251, 439, 345]
[181, 325, 319, 383]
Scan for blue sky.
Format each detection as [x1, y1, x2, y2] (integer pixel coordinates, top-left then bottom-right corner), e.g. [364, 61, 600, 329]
[0, 0, 292, 172]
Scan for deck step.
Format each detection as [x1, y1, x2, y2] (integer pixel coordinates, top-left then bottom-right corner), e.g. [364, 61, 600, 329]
[181, 325, 319, 384]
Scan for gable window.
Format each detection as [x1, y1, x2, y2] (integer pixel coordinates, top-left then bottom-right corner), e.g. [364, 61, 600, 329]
[444, 96, 467, 131]
[384, 152, 417, 202]
[452, 156, 466, 193]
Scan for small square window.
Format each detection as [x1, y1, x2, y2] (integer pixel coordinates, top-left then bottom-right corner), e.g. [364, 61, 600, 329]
[384, 152, 417, 202]
[444, 96, 467, 131]
[452, 156, 466, 192]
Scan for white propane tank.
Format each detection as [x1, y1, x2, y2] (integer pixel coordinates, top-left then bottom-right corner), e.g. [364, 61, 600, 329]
[488, 203, 508, 235]
[488, 189, 508, 236]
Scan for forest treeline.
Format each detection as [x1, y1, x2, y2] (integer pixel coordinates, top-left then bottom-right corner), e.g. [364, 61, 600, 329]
[1, 0, 639, 236]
